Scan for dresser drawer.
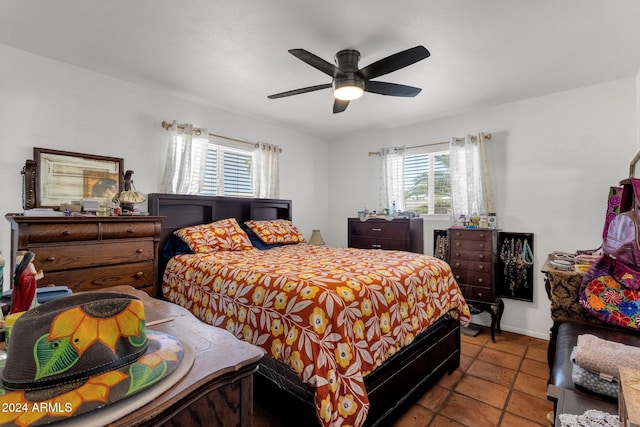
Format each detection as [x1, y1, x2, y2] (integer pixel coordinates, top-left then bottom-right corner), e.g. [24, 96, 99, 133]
[449, 249, 492, 262]
[32, 240, 155, 272]
[469, 285, 492, 303]
[41, 261, 155, 293]
[349, 236, 409, 251]
[449, 229, 492, 241]
[449, 259, 492, 274]
[102, 222, 158, 239]
[450, 238, 492, 252]
[26, 223, 100, 243]
[451, 269, 492, 287]
[349, 220, 409, 238]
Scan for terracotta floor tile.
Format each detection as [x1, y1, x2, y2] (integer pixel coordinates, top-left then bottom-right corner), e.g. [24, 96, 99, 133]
[500, 412, 547, 426]
[437, 369, 464, 390]
[417, 384, 451, 412]
[459, 353, 473, 372]
[492, 340, 527, 357]
[439, 392, 502, 426]
[514, 372, 550, 398]
[461, 329, 490, 346]
[506, 390, 554, 425]
[520, 358, 549, 380]
[392, 403, 433, 427]
[454, 375, 510, 409]
[529, 338, 549, 350]
[461, 342, 483, 358]
[466, 359, 518, 388]
[525, 345, 548, 363]
[477, 346, 523, 370]
[428, 415, 466, 426]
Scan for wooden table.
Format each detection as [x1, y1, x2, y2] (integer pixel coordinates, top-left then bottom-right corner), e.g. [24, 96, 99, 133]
[102, 286, 265, 427]
[547, 384, 617, 426]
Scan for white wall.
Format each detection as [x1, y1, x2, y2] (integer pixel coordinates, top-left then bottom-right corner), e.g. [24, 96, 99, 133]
[328, 77, 639, 339]
[0, 44, 330, 286]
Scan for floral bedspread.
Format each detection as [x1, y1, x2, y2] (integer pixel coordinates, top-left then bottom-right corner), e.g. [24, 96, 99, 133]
[162, 244, 470, 427]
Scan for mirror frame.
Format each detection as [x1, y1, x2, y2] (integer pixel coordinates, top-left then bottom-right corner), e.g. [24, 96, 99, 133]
[31, 148, 124, 209]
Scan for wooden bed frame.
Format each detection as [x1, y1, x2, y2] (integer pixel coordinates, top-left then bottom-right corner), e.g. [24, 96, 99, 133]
[148, 193, 461, 427]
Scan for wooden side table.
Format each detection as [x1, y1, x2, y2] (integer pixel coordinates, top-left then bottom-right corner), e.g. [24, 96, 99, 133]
[101, 286, 264, 427]
[547, 384, 617, 426]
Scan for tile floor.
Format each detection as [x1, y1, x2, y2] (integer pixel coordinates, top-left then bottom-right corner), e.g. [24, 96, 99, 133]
[254, 326, 553, 427]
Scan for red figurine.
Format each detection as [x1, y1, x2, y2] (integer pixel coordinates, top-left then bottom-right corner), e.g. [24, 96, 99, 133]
[11, 252, 40, 313]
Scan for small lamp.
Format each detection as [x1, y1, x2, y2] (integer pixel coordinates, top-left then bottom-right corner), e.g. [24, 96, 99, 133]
[308, 229, 325, 246]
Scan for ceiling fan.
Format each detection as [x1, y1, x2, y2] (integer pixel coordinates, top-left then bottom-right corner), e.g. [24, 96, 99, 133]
[268, 45, 430, 113]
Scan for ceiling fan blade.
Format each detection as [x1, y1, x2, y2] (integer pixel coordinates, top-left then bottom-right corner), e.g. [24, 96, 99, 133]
[289, 49, 342, 77]
[358, 46, 430, 80]
[268, 83, 332, 99]
[333, 99, 350, 114]
[364, 81, 422, 97]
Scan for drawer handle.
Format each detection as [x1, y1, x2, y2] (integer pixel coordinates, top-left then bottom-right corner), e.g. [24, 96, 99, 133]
[455, 232, 461, 237]
[455, 242, 461, 247]
[46, 256, 56, 262]
[371, 244, 382, 248]
[134, 272, 144, 279]
[455, 262, 460, 267]
[371, 228, 382, 232]
[455, 275, 460, 280]
[478, 278, 483, 284]
[478, 265, 484, 270]
[478, 292, 483, 297]
[479, 243, 485, 248]
[455, 252, 460, 257]
[479, 233, 485, 238]
[127, 228, 135, 233]
[62, 230, 70, 236]
[136, 248, 144, 254]
[478, 254, 485, 259]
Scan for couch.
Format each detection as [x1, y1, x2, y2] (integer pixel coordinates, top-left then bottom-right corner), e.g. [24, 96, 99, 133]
[543, 255, 640, 419]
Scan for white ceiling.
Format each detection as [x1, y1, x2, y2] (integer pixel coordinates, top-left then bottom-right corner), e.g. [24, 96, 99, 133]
[1, 0, 640, 141]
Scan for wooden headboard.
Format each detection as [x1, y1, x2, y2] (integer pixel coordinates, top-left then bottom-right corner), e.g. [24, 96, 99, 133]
[148, 193, 292, 250]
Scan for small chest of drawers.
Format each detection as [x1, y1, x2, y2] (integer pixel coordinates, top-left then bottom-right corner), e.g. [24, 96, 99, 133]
[348, 217, 424, 253]
[447, 228, 504, 341]
[5, 215, 163, 297]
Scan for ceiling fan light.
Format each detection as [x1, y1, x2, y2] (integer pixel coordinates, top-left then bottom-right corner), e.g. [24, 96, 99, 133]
[333, 77, 364, 101]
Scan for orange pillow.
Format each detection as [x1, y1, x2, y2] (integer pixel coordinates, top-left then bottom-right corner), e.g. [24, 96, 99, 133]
[175, 218, 254, 253]
[244, 219, 306, 244]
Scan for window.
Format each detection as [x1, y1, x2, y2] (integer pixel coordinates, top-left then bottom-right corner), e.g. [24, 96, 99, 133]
[200, 141, 254, 197]
[403, 147, 451, 215]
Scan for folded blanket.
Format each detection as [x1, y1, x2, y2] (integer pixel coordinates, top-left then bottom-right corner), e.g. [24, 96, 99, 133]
[571, 348, 618, 398]
[575, 334, 640, 379]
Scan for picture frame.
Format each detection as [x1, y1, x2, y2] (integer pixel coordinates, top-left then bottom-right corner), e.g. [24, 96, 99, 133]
[32, 148, 124, 209]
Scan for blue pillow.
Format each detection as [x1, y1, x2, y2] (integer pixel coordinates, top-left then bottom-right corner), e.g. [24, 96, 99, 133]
[161, 234, 194, 260]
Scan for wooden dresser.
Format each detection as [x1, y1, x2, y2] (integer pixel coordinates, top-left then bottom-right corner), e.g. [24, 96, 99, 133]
[447, 228, 504, 341]
[348, 217, 424, 253]
[5, 215, 163, 297]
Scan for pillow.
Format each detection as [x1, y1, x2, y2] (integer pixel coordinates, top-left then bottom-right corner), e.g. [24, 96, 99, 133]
[241, 224, 284, 250]
[244, 219, 306, 244]
[160, 234, 194, 260]
[175, 218, 254, 253]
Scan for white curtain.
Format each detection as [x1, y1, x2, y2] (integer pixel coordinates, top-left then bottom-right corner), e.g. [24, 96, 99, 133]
[252, 142, 280, 198]
[379, 146, 406, 212]
[450, 132, 495, 221]
[160, 121, 209, 194]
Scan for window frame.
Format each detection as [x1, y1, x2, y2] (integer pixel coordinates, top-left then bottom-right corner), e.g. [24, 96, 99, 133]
[199, 137, 255, 197]
[403, 144, 451, 220]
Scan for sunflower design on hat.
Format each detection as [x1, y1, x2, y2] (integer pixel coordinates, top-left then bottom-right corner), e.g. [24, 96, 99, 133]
[0, 294, 187, 427]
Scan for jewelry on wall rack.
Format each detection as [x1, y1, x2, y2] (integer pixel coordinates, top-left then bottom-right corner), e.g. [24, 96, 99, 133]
[497, 233, 534, 302]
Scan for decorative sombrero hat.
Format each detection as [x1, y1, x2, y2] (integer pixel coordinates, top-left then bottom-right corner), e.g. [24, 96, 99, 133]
[0, 293, 190, 426]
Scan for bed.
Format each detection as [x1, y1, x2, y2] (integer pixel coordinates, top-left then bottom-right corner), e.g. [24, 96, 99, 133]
[148, 193, 470, 427]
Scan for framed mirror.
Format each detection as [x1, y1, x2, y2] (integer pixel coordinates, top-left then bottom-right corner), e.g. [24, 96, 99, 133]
[31, 148, 124, 209]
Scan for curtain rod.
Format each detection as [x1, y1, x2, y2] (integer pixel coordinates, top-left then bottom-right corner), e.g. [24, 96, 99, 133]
[367, 133, 492, 156]
[161, 120, 282, 152]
